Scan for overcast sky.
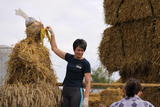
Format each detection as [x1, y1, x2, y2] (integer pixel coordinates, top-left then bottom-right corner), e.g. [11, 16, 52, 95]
[0, 0, 111, 82]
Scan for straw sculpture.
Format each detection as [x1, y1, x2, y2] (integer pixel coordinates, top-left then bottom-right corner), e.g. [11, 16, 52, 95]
[0, 9, 60, 107]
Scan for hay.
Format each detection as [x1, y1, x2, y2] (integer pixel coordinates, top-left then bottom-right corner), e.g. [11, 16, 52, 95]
[0, 82, 61, 107]
[99, 18, 160, 82]
[142, 87, 160, 106]
[100, 88, 123, 106]
[151, 0, 160, 17]
[0, 22, 60, 106]
[89, 93, 101, 107]
[103, 0, 122, 25]
[99, 26, 124, 72]
[5, 37, 57, 85]
[104, 0, 152, 25]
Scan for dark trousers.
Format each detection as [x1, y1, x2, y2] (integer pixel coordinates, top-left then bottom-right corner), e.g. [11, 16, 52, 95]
[61, 86, 84, 107]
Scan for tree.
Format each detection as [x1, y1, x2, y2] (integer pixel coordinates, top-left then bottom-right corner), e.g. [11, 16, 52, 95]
[91, 66, 113, 83]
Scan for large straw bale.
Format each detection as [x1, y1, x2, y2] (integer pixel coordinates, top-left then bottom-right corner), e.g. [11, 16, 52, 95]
[5, 37, 57, 85]
[0, 82, 61, 107]
[104, 0, 152, 25]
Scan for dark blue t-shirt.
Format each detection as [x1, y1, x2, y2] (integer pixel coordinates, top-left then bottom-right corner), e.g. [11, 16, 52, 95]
[63, 53, 91, 87]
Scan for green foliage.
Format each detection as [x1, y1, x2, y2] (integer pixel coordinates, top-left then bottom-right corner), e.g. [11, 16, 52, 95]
[91, 66, 113, 83]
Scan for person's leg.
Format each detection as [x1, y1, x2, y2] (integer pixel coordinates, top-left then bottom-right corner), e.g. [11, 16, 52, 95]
[61, 87, 70, 107]
[61, 96, 70, 107]
[70, 88, 84, 107]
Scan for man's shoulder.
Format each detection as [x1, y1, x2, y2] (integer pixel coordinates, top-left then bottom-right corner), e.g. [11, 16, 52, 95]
[141, 101, 155, 107]
[110, 98, 125, 107]
[110, 97, 155, 107]
[82, 58, 90, 65]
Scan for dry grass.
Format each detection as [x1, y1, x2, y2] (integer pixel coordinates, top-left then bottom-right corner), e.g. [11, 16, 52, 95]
[89, 93, 101, 107]
[99, 26, 124, 72]
[0, 82, 61, 107]
[100, 88, 123, 106]
[104, 0, 152, 25]
[151, 0, 160, 17]
[0, 23, 60, 106]
[142, 87, 160, 106]
[99, 18, 160, 83]
[5, 37, 57, 85]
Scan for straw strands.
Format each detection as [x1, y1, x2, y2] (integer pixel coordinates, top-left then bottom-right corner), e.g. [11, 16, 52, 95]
[100, 88, 123, 106]
[99, 18, 160, 83]
[5, 37, 57, 85]
[100, 0, 160, 106]
[0, 21, 60, 106]
[104, 0, 154, 25]
[0, 82, 60, 107]
[142, 87, 160, 106]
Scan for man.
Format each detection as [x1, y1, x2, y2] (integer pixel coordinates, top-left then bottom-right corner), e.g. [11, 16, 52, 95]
[110, 78, 154, 107]
[47, 27, 91, 107]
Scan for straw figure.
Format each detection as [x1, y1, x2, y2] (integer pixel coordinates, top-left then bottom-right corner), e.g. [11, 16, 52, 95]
[0, 9, 60, 107]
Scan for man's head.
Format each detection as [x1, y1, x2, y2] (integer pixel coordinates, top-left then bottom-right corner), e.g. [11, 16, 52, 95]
[124, 78, 142, 97]
[73, 39, 87, 59]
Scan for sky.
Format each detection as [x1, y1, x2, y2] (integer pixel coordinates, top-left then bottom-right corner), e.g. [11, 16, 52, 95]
[0, 0, 120, 82]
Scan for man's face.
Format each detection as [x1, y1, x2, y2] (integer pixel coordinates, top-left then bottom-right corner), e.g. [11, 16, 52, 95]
[74, 46, 84, 59]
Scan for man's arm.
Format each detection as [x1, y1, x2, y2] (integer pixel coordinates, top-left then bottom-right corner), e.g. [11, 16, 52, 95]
[83, 73, 91, 107]
[46, 26, 66, 59]
[84, 73, 91, 98]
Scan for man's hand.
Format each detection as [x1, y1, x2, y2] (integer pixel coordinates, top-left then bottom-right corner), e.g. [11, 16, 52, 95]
[46, 26, 54, 35]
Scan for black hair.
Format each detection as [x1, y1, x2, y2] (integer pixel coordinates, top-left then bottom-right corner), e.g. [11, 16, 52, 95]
[73, 39, 87, 51]
[124, 78, 142, 97]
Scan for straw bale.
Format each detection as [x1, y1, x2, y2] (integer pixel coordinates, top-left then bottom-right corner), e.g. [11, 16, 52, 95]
[99, 18, 152, 72]
[104, 0, 152, 25]
[103, 0, 122, 25]
[99, 26, 124, 73]
[100, 88, 123, 106]
[120, 18, 160, 82]
[5, 37, 57, 85]
[0, 82, 61, 107]
[99, 18, 160, 82]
